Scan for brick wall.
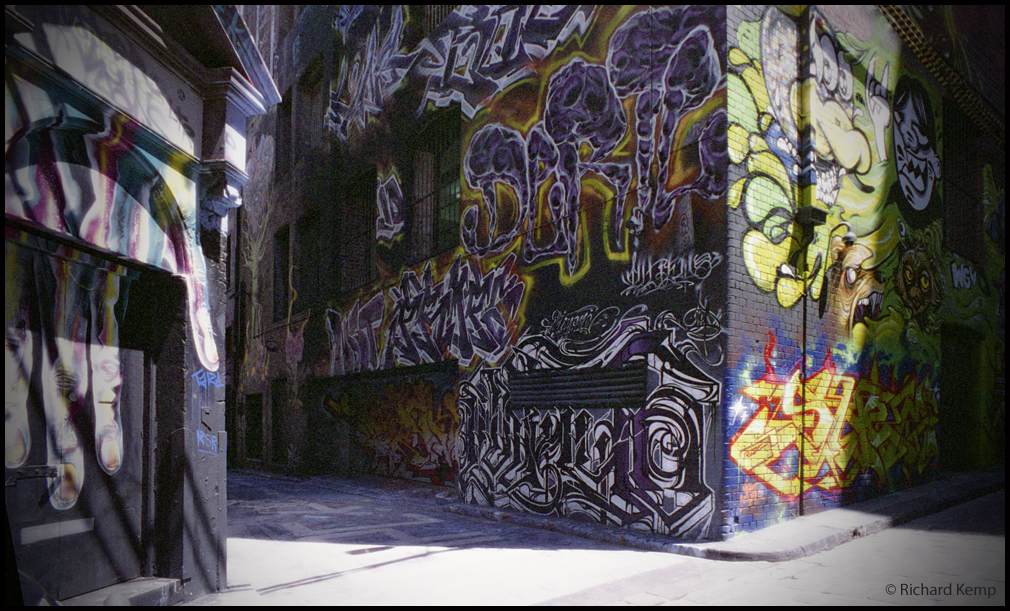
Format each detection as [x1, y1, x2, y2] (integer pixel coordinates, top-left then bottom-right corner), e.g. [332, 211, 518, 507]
[723, 4, 1004, 538]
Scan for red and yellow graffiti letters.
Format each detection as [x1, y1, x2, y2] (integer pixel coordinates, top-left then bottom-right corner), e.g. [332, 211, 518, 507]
[730, 336, 939, 500]
[730, 336, 855, 499]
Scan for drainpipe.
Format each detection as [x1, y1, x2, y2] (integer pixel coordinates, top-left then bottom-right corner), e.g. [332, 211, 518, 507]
[795, 7, 818, 518]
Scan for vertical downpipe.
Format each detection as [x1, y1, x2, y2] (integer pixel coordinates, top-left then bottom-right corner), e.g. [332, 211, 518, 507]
[796, 8, 816, 517]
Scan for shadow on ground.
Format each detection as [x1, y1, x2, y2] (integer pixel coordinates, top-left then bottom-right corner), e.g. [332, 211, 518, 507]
[893, 489, 1005, 537]
[225, 470, 643, 553]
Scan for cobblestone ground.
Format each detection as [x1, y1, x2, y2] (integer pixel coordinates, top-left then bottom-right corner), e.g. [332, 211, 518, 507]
[184, 473, 1004, 606]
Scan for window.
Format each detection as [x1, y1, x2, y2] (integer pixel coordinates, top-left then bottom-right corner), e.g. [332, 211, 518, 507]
[295, 213, 320, 309]
[273, 225, 290, 322]
[408, 108, 461, 263]
[341, 168, 378, 291]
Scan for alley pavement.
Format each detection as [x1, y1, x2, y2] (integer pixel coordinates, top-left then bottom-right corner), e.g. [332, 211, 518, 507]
[180, 469, 1004, 606]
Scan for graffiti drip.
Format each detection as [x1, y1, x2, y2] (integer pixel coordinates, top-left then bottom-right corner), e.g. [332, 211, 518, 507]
[606, 6, 727, 236]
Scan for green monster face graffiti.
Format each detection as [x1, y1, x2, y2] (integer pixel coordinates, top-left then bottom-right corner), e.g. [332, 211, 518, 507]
[825, 235, 884, 333]
[895, 243, 940, 320]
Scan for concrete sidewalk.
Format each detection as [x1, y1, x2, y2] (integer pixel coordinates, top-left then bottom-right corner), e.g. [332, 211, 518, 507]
[445, 468, 1005, 563]
[177, 468, 1003, 606]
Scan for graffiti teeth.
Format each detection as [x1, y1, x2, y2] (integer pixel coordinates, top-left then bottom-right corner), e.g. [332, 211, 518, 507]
[815, 164, 842, 206]
[852, 293, 883, 327]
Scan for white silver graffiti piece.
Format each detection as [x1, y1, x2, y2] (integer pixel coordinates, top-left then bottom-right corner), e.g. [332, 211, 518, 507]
[668, 305, 726, 369]
[376, 173, 405, 245]
[950, 261, 978, 291]
[520, 304, 724, 387]
[761, 9, 881, 209]
[541, 306, 623, 343]
[414, 5, 596, 118]
[327, 5, 595, 140]
[606, 6, 726, 234]
[892, 76, 941, 213]
[326, 5, 415, 141]
[334, 5, 366, 44]
[457, 305, 718, 538]
[513, 305, 655, 371]
[383, 254, 527, 369]
[621, 251, 724, 298]
[325, 294, 386, 377]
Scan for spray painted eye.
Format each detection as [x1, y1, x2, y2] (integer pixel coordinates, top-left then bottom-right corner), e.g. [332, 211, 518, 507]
[845, 268, 858, 287]
[920, 275, 931, 292]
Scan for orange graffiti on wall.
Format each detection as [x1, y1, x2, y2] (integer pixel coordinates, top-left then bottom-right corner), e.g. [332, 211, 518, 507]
[730, 335, 939, 500]
[845, 360, 939, 487]
[325, 379, 459, 485]
[730, 335, 855, 499]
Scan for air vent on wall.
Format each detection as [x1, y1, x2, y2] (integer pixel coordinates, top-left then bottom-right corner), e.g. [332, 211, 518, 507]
[509, 361, 649, 409]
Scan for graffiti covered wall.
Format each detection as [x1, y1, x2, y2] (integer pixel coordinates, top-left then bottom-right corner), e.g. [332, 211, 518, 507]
[4, 230, 152, 599]
[257, 4, 732, 539]
[3, 5, 267, 599]
[4, 28, 218, 374]
[5, 236, 136, 510]
[322, 372, 459, 485]
[241, 5, 1001, 540]
[723, 5, 1004, 536]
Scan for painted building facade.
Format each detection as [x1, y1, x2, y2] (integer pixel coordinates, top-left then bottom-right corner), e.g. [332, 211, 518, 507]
[5, 5, 276, 603]
[233, 5, 1004, 542]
